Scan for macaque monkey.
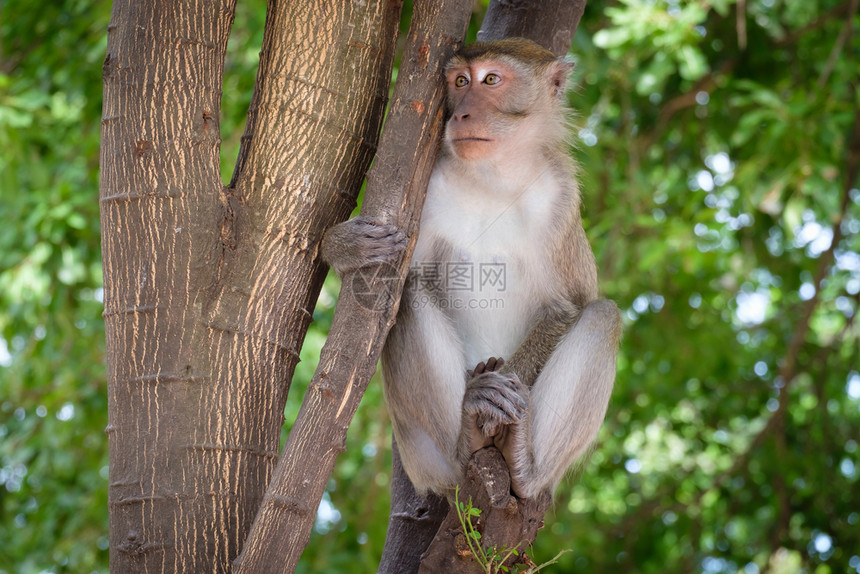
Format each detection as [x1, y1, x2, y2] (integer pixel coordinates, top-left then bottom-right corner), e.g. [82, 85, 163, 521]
[323, 38, 621, 499]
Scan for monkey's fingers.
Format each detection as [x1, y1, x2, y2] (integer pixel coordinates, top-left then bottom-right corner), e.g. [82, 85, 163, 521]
[466, 396, 513, 429]
[472, 357, 504, 376]
[359, 236, 409, 268]
[369, 231, 408, 249]
[489, 370, 527, 397]
[365, 233, 408, 254]
[487, 376, 529, 413]
[468, 387, 525, 424]
[358, 221, 407, 241]
[468, 373, 528, 415]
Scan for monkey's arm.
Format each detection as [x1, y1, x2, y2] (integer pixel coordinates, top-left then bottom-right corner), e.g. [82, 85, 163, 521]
[325, 218, 469, 493]
[496, 299, 621, 499]
[498, 302, 581, 387]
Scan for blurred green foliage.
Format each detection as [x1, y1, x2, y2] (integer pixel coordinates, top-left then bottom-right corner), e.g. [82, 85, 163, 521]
[1, 0, 858, 573]
[1, 0, 112, 571]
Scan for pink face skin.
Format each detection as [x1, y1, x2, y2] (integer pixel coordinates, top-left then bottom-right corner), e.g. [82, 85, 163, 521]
[444, 60, 525, 162]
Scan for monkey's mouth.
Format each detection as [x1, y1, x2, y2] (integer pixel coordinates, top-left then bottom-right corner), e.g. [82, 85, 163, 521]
[452, 137, 491, 143]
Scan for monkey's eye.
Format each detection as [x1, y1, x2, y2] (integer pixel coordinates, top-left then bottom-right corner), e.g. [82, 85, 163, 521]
[483, 73, 501, 85]
[454, 75, 469, 88]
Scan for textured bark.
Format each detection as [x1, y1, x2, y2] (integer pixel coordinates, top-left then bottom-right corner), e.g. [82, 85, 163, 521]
[478, 0, 587, 56]
[101, 2, 237, 570]
[233, 1, 473, 572]
[419, 449, 553, 574]
[378, 439, 449, 573]
[101, 0, 401, 571]
[381, 1, 589, 572]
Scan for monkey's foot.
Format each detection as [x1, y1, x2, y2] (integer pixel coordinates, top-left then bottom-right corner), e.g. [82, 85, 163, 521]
[467, 356, 504, 377]
[463, 370, 528, 440]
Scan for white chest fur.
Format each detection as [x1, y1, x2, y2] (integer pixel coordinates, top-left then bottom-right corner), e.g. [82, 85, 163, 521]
[413, 156, 562, 365]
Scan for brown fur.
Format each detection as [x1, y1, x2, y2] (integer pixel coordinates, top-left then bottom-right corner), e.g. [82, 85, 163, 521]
[450, 38, 557, 68]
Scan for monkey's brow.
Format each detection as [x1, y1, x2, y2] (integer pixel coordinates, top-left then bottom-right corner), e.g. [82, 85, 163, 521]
[465, 165, 551, 250]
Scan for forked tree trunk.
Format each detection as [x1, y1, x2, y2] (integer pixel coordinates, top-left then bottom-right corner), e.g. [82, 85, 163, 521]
[101, 0, 400, 571]
[102, 0, 586, 571]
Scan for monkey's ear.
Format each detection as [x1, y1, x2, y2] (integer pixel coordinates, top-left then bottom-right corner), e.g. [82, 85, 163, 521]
[549, 58, 575, 98]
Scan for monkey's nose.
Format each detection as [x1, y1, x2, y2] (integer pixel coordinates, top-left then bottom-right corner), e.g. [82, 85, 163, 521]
[454, 112, 470, 121]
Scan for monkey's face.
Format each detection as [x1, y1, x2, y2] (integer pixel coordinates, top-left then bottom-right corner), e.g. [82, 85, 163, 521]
[444, 58, 541, 162]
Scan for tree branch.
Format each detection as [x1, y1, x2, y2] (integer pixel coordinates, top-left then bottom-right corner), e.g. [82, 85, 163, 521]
[101, 1, 237, 570]
[816, 0, 859, 88]
[417, 449, 553, 574]
[377, 439, 450, 574]
[774, 0, 856, 46]
[206, 0, 403, 423]
[233, 1, 473, 572]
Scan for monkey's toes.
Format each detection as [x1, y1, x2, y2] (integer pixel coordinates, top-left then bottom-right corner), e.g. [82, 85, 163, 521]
[480, 420, 502, 437]
[485, 357, 504, 371]
[471, 357, 504, 377]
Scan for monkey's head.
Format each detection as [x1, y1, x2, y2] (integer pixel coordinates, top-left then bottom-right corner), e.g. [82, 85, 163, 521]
[444, 38, 574, 162]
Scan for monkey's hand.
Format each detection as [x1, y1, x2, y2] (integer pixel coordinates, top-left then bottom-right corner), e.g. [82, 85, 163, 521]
[321, 216, 408, 277]
[458, 358, 529, 465]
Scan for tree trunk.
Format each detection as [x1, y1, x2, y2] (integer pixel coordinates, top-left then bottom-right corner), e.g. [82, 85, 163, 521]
[101, 0, 401, 571]
[379, 1, 589, 572]
[103, 0, 588, 571]
[477, 0, 587, 56]
[378, 439, 450, 573]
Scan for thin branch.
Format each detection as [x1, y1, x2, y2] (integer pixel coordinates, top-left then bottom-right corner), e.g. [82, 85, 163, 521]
[816, 0, 859, 88]
[639, 60, 736, 151]
[736, 0, 747, 50]
[774, 0, 855, 47]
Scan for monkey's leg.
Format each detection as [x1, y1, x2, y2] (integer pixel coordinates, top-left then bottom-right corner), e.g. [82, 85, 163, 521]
[381, 302, 468, 495]
[500, 299, 621, 499]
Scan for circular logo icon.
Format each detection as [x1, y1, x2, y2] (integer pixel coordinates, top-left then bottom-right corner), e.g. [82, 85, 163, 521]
[350, 262, 401, 311]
